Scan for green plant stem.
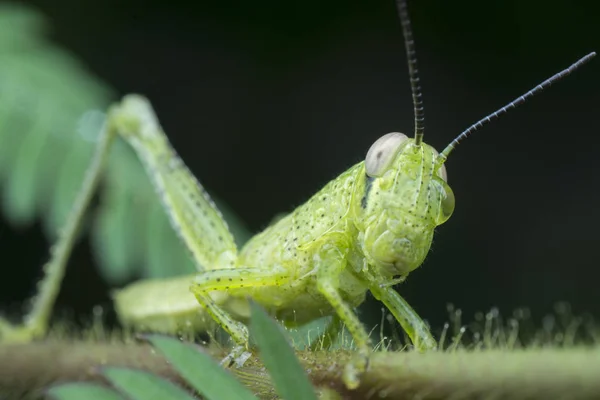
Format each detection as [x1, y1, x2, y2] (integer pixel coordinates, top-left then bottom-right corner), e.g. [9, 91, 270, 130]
[1, 339, 599, 400]
[324, 348, 600, 399]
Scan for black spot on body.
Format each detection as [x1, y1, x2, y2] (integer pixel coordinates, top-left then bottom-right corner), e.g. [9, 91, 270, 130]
[361, 175, 375, 209]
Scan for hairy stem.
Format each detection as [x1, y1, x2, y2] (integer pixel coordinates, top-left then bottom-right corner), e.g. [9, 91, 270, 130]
[1, 339, 599, 400]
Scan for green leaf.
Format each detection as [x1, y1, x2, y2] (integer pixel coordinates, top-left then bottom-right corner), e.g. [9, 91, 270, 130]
[91, 180, 144, 283]
[45, 136, 95, 236]
[0, 5, 225, 285]
[146, 334, 258, 400]
[2, 108, 50, 225]
[144, 200, 197, 278]
[102, 367, 197, 400]
[250, 303, 318, 400]
[47, 382, 126, 400]
[0, 3, 47, 49]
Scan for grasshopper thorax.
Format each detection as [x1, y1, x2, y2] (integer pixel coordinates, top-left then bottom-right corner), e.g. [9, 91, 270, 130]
[359, 132, 454, 277]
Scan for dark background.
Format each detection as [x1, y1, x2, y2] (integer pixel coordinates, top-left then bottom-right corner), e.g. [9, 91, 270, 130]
[1, 0, 600, 338]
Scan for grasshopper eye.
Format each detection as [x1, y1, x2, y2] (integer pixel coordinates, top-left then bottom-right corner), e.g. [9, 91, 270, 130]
[365, 132, 408, 177]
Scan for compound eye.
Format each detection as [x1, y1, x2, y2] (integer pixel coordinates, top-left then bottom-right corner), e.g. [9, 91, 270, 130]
[365, 132, 408, 177]
[438, 181, 455, 224]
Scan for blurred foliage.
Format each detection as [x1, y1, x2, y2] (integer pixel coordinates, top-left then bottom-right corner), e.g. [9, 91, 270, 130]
[0, 2, 251, 285]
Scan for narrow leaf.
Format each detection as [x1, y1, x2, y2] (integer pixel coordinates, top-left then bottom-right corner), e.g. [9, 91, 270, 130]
[249, 303, 318, 400]
[47, 382, 125, 400]
[146, 334, 258, 400]
[102, 367, 196, 400]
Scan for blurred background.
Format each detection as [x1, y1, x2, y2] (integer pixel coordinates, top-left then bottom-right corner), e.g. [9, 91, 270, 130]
[0, 0, 599, 340]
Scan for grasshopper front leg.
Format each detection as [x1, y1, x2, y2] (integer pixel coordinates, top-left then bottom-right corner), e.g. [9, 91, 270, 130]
[367, 279, 436, 351]
[190, 268, 291, 346]
[314, 242, 372, 389]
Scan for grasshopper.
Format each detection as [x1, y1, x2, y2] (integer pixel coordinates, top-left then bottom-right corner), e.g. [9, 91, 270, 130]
[0, 0, 595, 390]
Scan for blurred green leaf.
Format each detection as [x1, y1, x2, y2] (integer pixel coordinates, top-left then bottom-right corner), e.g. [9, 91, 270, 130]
[146, 334, 258, 400]
[250, 303, 318, 400]
[47, 382, 126, 400]
[0, 3, 251, 285]
[102, 367, 197, 400]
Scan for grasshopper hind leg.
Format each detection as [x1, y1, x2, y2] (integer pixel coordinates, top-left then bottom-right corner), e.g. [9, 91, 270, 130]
[0, 112, 117, 343]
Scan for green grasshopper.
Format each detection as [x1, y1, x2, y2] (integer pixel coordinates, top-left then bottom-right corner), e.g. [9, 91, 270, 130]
[0, 0, 595, 390]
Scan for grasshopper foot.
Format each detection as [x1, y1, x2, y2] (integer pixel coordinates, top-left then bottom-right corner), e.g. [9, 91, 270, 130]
[220, 345, 252, 369]
[0, 317, 40, 344]
[342, 351, 370, 390]
[414, 335, 437, 353]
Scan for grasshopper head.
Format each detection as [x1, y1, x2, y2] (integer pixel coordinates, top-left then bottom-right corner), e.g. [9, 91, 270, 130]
[359, 132, 454, 277]
[357, 0, 595, 279]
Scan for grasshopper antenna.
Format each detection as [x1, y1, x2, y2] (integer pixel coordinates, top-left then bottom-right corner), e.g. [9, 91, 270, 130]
[439, 52, 596, 161]
[396, 0, 425, 146]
